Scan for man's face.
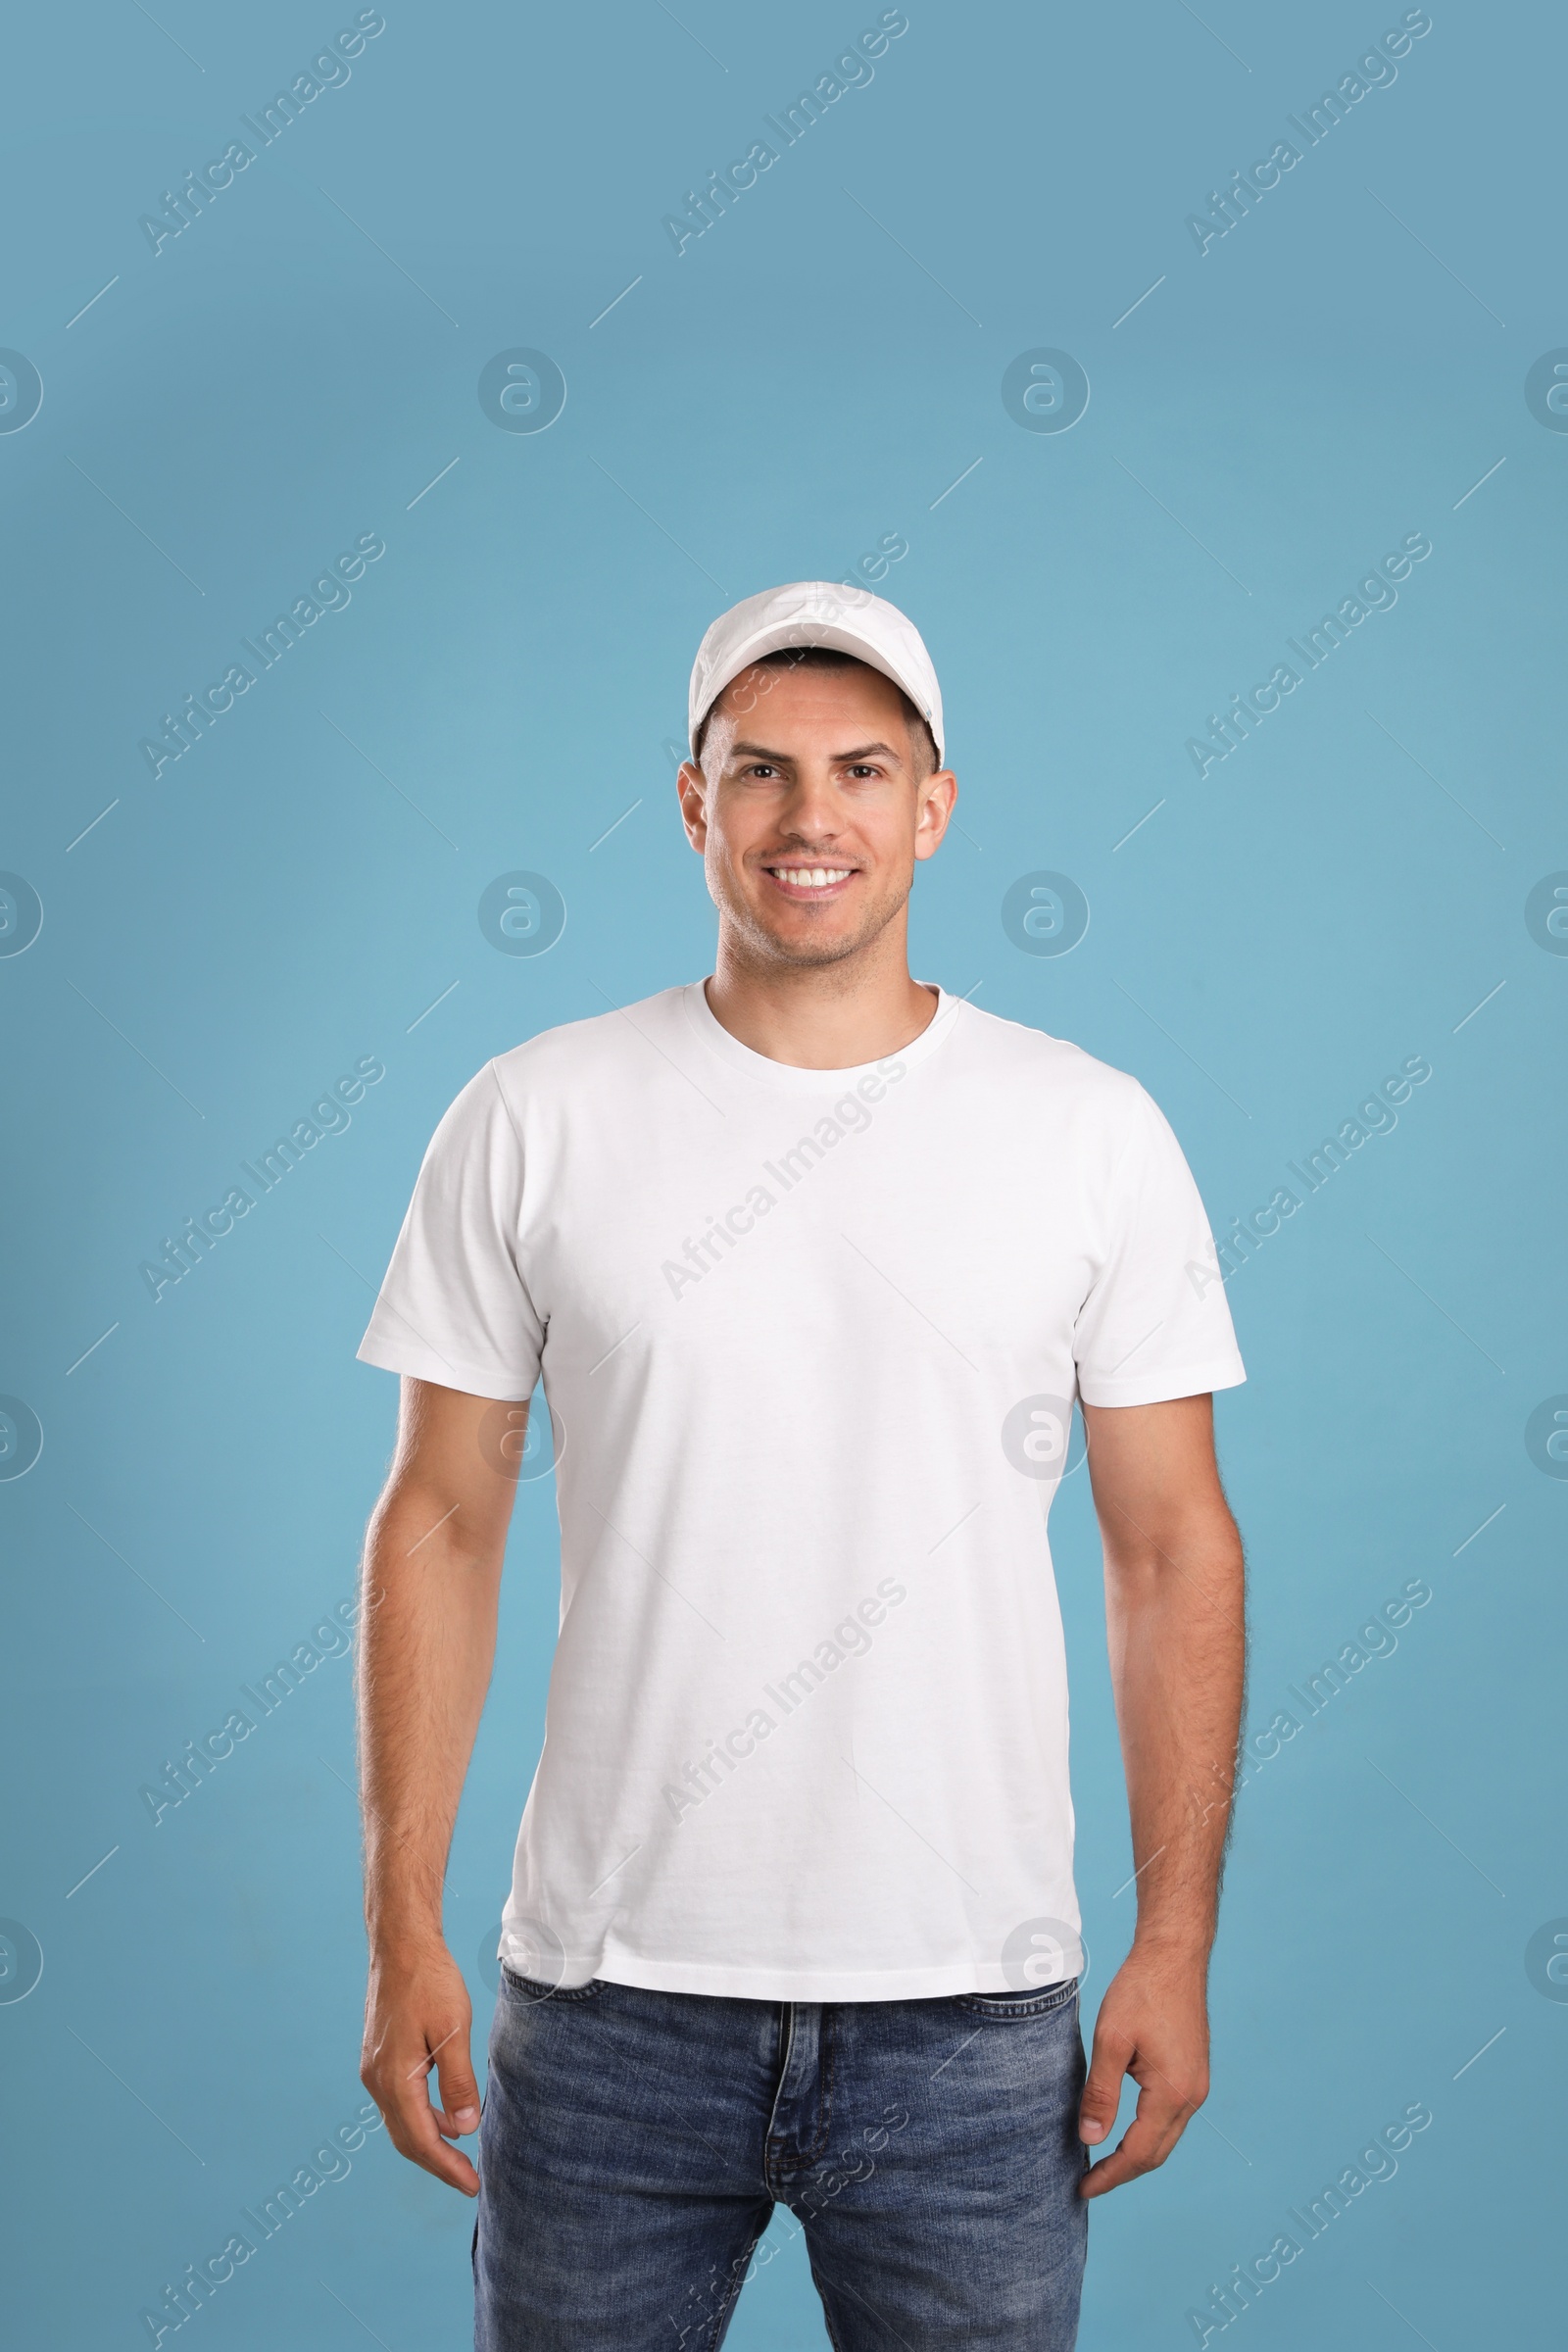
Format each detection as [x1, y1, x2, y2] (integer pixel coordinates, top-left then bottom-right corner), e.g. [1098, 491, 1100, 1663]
[677, 661, 956, 971]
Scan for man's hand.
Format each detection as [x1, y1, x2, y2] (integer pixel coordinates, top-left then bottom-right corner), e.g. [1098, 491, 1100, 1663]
[361, 1937, 482, 2196]
[357, 1378, 520, 2194]
[1077, 1941, 1210, 2198]
[1075, 1394, 1244, 2200]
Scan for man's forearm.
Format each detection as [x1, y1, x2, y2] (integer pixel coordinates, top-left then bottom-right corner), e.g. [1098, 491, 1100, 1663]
[1103, 1503, 1246, 1957]
[358, 1482, 504, 1949]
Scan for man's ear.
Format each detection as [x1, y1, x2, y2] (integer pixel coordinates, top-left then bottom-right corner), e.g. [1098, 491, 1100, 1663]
[913, 768, 957, 861]
[676, 759, 709, 852]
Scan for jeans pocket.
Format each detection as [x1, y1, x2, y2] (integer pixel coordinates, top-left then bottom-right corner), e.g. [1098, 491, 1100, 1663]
[499, 1965, 607, 2004]
[955, 1976, 1080, 2020]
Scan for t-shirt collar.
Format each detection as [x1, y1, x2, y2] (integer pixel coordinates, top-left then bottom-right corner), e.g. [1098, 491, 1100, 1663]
[682, 977, 961, 1093]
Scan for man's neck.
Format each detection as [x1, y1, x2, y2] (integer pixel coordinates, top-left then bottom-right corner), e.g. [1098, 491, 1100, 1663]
[704, 932, 939, 1070]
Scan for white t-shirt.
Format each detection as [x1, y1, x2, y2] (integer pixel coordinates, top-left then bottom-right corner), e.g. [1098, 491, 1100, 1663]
[358, 982, 1245, 2000]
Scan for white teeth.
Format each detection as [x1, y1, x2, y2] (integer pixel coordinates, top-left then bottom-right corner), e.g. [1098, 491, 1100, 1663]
[771, 866, 850, 889]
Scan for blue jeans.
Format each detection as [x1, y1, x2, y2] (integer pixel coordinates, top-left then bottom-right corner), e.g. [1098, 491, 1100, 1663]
[474, 1968, 1088, 2350]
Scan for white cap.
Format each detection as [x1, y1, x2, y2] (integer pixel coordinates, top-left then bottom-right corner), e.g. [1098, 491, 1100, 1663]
[688, 580, 944, 762]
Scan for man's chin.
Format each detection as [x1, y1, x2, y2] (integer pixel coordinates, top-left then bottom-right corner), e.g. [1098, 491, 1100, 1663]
[726, 907, 876, 971]
[715, 878, 907, 972]
[749, 925, 866, 970]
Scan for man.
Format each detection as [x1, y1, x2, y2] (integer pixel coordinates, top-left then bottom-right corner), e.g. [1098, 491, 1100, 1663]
[356, 581, 1247, 2350]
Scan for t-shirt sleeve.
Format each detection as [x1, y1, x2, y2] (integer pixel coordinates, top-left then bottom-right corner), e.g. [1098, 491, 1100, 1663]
[357, 1061, 544, 1401]
[1072, 1085, 1246, 1408]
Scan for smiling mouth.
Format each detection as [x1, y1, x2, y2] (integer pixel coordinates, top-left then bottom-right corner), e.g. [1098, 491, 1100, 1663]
[761, 863, 858, 896]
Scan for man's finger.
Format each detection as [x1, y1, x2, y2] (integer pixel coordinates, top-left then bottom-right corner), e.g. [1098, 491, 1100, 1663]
[431, 2024, 480, 2138]
[1077, 2019, 1132, 2146]
[369, 2051, 480, 2195]
[387, 2084, 480, 2194]
[1080, 2081, 1190, 2199]
[1081, 2127, 1156, 2198]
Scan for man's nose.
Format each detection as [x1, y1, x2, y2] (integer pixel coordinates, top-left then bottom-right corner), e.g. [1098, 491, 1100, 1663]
[777, 772, 845, 837]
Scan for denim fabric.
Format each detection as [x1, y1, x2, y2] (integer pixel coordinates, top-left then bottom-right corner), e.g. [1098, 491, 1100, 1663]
[474, 1968, 1087, 2350]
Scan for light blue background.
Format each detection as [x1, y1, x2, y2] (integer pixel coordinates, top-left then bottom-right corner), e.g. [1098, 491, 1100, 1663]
[1, 1, 1563, 2344]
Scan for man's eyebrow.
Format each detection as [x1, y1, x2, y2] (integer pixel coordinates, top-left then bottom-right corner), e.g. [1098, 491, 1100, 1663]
[725, 739, 905, 764]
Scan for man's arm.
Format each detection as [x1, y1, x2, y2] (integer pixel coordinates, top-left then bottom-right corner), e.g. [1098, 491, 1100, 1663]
[1075, 1392, 1246, 2199]
[357, 1376, 521, 2196]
